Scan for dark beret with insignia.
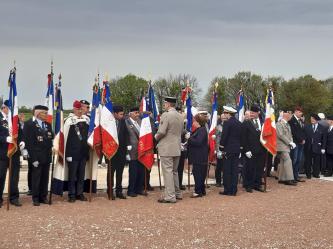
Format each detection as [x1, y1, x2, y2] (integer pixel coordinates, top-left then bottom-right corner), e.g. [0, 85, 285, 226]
[113, 105, 124, 113]
[310, 113, 320, 121]
[34, 105, 48, 111]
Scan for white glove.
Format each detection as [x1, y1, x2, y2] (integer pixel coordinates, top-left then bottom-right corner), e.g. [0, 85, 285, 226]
[32, 161, 39, 167]
[217, 151, 223, 159]
[185, 132, 190, 140]
[66, 157, 73, 162]
[21, 149, 28, 158]
[127, 145, 132, 151]
[126, 154, 131, 161]
[211, 135, 216, 140]
[239, 153, 242, 158]
[245, 151, 252, 159]
[321, 149, 325, 154]
[6, 136, 12, 143]
[19, 141, 25, 150]
[180, 143, 185, 152]
[289, 142, 296, 149]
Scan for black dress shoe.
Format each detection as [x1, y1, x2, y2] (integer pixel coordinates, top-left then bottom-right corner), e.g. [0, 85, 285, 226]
[253, 186, 265, 192]
[324, 173, 333, 177]
[137, 191, 148, 196]
[296, 178, 305, 182]
[191, 193, 203, 198]
[116, 193, 127, 199]
[10, 200, 22, 207]
[180, 185, 186, 190]
[77, 195, 88, 201]
[33, 201, 40, 206]
[127, 193, 137, 197]
[39, 199, 49, 204]
[176, 196, 183, 200]
[219, 191, 229, 195]
[147, 186, 154, 191]
[306, 175, 311, 179]
[157, 199, 176, 204]
[246, 188, 253, 193]
[312, 175, 320, 178]
[284, 181, 297, 186]
[68, 198, 76, 203]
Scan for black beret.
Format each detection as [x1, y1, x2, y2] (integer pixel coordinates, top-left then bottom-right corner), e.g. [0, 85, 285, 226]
[250, 105, 260, 112]
[113, 105, 124, 113]
[2, 100, 9, 107]
[310, 113, 320, 121]
[164, 96, 177, 103]
[326, 115, 333, 121]
[80, 100, 90, 105]
[129, 107, 139, 112]
[34, 105, 48, 111]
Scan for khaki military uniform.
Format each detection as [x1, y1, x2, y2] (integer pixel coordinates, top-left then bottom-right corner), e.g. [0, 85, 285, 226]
[155, 108, 184, 202]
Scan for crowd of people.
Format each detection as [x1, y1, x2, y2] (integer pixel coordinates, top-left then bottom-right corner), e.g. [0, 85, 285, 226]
[0, 96, 332, 207]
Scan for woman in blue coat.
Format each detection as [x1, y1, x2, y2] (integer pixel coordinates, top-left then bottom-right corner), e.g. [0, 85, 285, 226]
[188, 114, 209, 197]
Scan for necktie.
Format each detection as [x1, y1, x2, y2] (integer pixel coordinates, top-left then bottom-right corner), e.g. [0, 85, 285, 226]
[254, 119, 259, 130]
[312, 125, 315, 132]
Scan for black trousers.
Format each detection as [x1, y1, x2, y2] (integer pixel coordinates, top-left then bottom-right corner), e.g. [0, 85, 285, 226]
[223, 153, 239, 195]
[244, 153, 265, 189]
[128, 160, 144, 194]
[107, 159, 126, 195]
[215, 158, 223, 184]
[192, 163, 207, 195]
[27, 159, 33, 191]
[0, 155, 20, 202]
[326, 154, 333, 176]
[31, 162, 50, 202]
[178, 152, 186, 187]
[304, 151, 321, 177]
[68, 159, 86, 198]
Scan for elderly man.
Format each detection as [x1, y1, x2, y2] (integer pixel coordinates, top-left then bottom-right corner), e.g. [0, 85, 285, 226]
[125, 107, 146, 197]
[276, 110, 297, 186]
[155, 97, 184, 203]
[65, 101, 89, 202]
[0, 100, 25, 207]
[215, 113, 228, 187]
[24, 105, 54, 206]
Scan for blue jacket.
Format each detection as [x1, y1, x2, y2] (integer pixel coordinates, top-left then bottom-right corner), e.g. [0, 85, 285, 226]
[188, 126, 208, 165]
[220, 116, 241, 154]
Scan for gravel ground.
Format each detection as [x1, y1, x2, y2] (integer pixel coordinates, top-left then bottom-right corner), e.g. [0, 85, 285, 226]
[0, 178, 333, 249]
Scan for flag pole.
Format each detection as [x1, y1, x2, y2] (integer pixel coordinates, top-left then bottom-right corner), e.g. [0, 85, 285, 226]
[107, 159, 113, 200]
[144, 168, 147, 195]
[157, 152, 162, 190]
[263, 151, 268, 192]
[48, 61, 56, 205]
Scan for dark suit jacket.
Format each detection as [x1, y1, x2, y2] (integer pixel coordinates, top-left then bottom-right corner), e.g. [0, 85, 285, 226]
[304, 123, 327, 154]
[220, 116, 241, 154]
[125, 118, 141, 160]
[241, 119, 265, 154]
[325, 127, 333, 155]
[24, 118, 53, 164]
[289, 115, 306, 144]
[0, 115, 23, 160]
[188, 126, 208, 165]
[65, 120, 89, 161]
[111, 118, 128, 166]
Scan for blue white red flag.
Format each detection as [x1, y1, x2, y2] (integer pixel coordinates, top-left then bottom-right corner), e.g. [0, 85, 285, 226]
[237, 90, 245, 122]
[260, 88, 277, 155]
[88, 84, 102, 158]
[100, 82, 119, 160]
[7, 68, 19, 157]
[148, 84, 160, 127]
[54, 75, 64, 164]
[208, 91, 217, 162]
[45, 73, 54, 124]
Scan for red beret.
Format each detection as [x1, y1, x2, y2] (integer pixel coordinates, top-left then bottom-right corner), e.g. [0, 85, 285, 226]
[73, 100, 81, 109]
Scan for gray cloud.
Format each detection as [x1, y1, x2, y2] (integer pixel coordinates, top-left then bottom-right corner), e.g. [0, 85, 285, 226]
[0, 0, 333, 107]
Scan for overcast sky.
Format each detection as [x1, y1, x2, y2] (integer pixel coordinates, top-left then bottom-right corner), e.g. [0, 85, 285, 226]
[1, 0, 333, 108]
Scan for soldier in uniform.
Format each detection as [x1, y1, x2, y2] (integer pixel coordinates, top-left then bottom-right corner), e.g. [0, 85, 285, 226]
[65, 101, 89, 202]
[219, 106, 241, 196]
[24, 105, 54, 206]
[155, 97, 184, 203]
[125, 107, 145, 197]
[0, 100, 24, 207]
[324, 115, 333, 177]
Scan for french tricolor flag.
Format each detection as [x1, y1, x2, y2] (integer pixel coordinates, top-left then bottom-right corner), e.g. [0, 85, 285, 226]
[208, 91, 217, 163]
[100, 82, 119, 160]
[45, 73, 54, 124]
[7, 67, 19, 157]
[138, 97, 154, 169]
[88, 84, 102, 158]
[54, 75, 64, 164]
[237, 90, 245, 122]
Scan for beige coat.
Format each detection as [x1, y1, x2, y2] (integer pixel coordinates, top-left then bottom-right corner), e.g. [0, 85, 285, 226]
[277, 119, 293, 152]
[155, 108, 184, 157]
